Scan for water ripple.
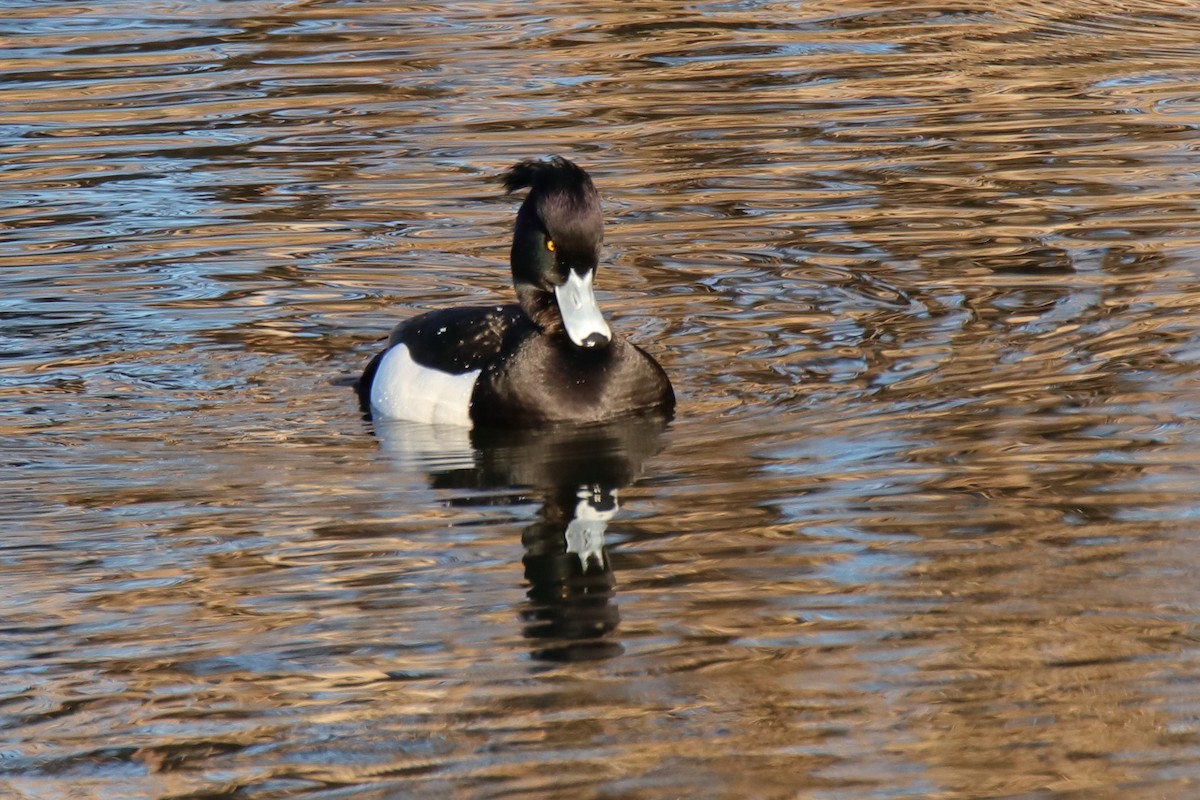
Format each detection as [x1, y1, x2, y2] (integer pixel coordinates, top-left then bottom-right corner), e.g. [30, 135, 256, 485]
[6, 0, 1200, 797]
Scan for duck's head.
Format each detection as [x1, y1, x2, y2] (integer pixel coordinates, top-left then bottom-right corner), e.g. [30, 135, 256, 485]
[503, 156, 612, 349]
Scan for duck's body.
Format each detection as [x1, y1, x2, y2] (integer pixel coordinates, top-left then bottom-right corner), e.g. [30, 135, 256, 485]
[356, 157, 674, 428]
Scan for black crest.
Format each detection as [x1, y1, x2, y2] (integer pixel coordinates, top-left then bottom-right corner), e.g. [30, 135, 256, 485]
[502, 156, 594, 198]
[502, 157, 602, 251]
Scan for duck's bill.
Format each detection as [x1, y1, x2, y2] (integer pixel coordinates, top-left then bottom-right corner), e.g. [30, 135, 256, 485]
[555, 269, 612, 348]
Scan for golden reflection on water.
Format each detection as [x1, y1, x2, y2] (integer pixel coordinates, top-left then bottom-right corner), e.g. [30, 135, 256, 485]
[6, 0, 1200, 797]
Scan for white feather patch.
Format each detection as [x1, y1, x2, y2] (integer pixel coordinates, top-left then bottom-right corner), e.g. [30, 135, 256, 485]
[369, 344, 480, 427]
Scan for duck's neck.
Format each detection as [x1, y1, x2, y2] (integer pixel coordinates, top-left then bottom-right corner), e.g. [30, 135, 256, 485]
[516, 285, 565, 335]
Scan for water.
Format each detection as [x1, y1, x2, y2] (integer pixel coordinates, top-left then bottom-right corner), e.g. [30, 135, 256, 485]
[6, 0, 1200, 796]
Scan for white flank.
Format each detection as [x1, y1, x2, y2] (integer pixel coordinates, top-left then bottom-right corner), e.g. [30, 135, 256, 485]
[369, 344, 480, 427]
[554, 270, 611, 347]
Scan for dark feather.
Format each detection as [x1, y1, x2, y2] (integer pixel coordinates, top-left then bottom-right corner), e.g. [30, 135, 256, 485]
[388, 305, 533, 374]
[354, 349, 386, 413]
[501, 156, 592, 196]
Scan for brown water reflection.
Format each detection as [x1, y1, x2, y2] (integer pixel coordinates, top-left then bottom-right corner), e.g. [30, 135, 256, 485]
[6, 0, 1200, 797]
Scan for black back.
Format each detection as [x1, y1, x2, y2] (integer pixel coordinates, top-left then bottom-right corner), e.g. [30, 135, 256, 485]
[390, 304, 533, 374]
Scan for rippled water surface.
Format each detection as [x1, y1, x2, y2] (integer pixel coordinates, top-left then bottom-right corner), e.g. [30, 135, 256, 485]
[8, 1, 1200, 797]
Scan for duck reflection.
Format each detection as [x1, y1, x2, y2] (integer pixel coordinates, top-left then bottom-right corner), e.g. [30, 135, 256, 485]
[518, 480, 621, 661]
[374, 415, 668, 662]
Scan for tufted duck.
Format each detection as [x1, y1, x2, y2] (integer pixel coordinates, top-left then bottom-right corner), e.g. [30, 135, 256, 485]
[356, 157, 674, 427]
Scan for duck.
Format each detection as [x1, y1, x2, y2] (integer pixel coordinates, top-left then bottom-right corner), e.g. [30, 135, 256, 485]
[356, 156, 675, 428]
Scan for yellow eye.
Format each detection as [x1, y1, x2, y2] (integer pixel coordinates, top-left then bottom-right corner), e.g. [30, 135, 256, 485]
[546, 239, 556, 252]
